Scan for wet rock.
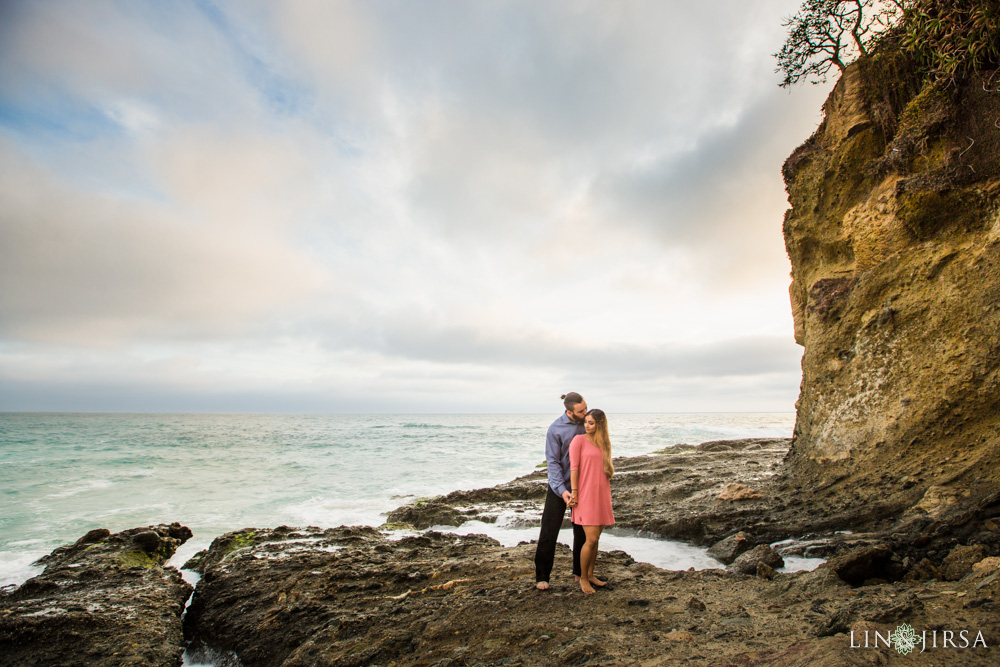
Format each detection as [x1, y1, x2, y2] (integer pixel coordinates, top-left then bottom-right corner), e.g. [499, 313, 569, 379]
[555, 637, 601, 663]
[728, 545, 784, 575]
[718, 483, 762, 501]
[912, 485, 973, 519]
[903, 557, 941, 582]
[707, 531, 753, 565]
[0, 523, 193, 667]
[687, 596, 706, 612]
[814, 606, 854, 637]
[77, 528, 112, 545]
[133, 530, 163, 553]
[815, 590, 922, 638]
[941, 544, 987, 581]
[825, 544, 894, 586]
[972, 556, 1000, 575]
[757, 561, 777, 580]
[384, 501, 471, 530]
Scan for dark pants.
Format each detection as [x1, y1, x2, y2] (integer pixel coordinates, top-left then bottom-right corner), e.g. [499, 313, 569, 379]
[534, 486, 585, 582]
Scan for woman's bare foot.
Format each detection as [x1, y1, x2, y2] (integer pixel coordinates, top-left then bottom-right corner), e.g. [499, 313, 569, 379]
[588, 577, 607, 588]
[580, 581, 595, 595]
[536, 581, 550, 591]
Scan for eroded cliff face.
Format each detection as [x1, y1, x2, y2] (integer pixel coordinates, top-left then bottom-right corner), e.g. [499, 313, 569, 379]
[782, 62, 1000, 515]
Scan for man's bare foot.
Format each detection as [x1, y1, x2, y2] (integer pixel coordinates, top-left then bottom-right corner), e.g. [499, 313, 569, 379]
[574, 575, 581, 583]
[580, 581, 595, 595]
[536, 581, 550, 591]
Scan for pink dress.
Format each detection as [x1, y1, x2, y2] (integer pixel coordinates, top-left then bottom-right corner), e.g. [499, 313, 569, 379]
[569, 434, 615, 526]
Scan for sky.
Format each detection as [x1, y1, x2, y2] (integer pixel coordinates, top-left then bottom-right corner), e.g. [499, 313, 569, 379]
[0, 0, 834, 414]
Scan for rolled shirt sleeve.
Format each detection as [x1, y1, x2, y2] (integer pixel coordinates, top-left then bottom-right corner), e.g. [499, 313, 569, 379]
[545, 426, 568, 496]
[544, 414, 583, 497]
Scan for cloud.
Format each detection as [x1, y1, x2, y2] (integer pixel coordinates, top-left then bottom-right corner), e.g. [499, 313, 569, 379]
[0, 331, 801, 413]
[0, 0, 824, 412]
[591, 83, 830, 285]
[344, 316, 802, 379]
[0, 141, 329, 345]
[0, 1, 252, 119]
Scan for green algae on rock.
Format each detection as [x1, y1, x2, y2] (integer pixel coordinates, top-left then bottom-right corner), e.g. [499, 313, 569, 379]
[0, 523, 193, 667]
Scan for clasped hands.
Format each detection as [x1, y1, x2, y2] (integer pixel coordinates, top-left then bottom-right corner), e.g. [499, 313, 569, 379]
[562, 490, 578, 507]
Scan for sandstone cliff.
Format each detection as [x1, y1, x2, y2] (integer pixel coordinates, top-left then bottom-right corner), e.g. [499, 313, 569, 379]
[782, 58, 1000, 518]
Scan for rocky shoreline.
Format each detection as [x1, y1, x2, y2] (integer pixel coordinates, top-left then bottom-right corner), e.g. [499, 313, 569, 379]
[384, 437, 900, 547]
[2, 438, 998, 665]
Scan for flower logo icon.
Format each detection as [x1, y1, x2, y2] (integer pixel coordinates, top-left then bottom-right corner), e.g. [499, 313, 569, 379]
[891, 623, 920, 655]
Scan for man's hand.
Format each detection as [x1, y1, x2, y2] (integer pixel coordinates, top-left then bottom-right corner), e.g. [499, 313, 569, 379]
[561, 490, 572, 505]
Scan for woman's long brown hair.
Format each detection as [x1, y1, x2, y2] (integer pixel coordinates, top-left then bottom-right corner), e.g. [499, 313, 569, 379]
[587, 409, 614, 479]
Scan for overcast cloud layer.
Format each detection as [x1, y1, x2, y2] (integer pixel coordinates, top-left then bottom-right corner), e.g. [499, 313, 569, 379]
[0, 0, 832, 413]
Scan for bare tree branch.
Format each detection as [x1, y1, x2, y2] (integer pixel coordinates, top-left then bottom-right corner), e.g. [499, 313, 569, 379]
[774, 0, 904, 87]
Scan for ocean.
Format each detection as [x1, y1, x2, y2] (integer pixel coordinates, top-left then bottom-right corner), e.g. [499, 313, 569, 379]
[0, 412, 805, 589]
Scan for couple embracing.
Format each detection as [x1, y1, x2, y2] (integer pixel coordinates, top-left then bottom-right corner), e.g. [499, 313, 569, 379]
[534, 392, 615, 595]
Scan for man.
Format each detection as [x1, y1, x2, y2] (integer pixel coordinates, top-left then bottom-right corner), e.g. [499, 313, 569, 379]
[534, 392, 588, 590]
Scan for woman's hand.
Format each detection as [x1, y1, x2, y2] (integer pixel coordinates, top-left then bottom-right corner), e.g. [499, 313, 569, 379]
[569, 491, 578, 507]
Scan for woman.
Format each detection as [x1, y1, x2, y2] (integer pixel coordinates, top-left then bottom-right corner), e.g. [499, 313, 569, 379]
[568, 408, 615, 595]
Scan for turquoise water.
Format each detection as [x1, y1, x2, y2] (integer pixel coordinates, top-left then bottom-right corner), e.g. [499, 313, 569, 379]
[0, 412, 796, 586]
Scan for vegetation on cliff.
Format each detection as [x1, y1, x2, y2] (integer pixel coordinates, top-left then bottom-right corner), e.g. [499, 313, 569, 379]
[776, 0, 1000, 88]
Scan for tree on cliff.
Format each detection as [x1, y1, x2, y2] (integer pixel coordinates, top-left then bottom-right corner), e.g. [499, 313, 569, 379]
[774, 0, 905, 87]
[776, 0, 1000, 87]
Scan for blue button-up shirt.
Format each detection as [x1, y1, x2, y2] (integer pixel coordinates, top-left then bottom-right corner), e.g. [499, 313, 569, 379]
[545, 413, 585, 497]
